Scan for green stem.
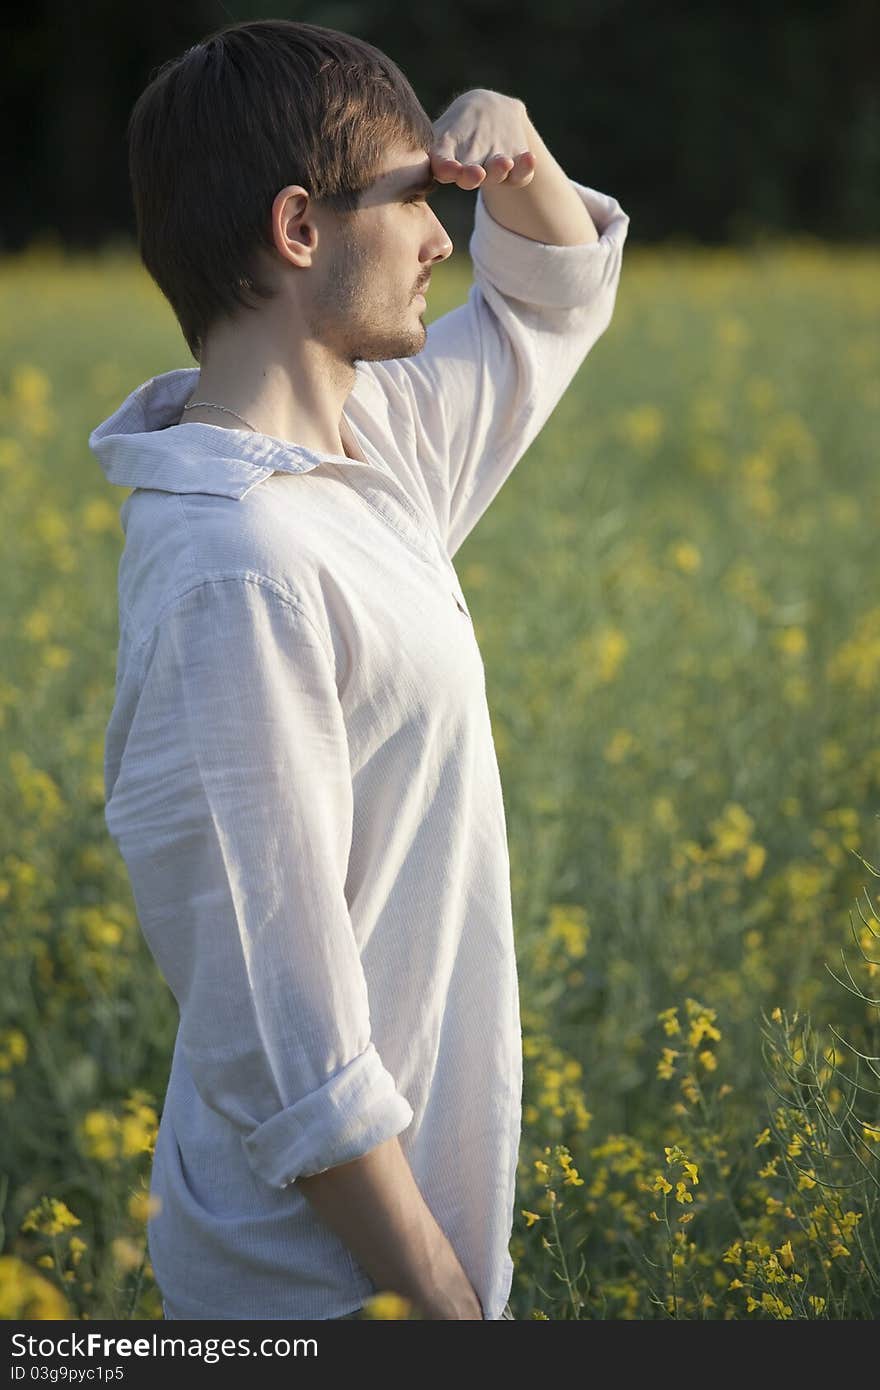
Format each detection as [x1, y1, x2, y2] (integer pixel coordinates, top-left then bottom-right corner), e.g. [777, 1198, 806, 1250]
[547, 1191, 579, 1320]
[125, 1234, 149, 1319]
[690, 1055, 748, 1241]
[664, 1190, 678, 1318]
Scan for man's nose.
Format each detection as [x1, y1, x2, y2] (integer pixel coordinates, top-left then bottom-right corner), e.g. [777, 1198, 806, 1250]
[431, 219, 454, 262]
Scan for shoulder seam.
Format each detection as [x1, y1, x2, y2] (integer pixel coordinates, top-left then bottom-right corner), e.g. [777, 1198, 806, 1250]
[130, 574, 335, 667]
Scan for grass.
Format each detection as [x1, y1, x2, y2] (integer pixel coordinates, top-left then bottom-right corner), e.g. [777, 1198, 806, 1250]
[1, 232, 879, 1318]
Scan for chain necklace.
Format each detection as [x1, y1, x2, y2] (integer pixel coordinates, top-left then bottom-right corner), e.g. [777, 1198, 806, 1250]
[181, 400, 361, 462]
[182, 401, 259, 432]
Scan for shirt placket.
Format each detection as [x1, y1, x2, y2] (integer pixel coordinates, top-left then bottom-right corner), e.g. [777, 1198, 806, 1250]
[322, 457, 474, 627]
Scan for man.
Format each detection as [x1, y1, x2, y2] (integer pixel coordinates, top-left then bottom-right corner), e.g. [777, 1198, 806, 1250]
[89, 18, 629, 1321]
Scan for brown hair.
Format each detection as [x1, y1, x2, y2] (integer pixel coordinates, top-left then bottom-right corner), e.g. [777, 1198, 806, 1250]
[127, 19, 435, 361]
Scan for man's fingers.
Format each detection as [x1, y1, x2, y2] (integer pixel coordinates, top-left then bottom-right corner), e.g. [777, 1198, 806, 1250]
[430, 154, 464, 183]
[483, 153, 515, 184]
[503, 151, 537, 186]
[431, 155, 486, 189]
[457, 162, 488, 189]
[430, 149, 534, 190]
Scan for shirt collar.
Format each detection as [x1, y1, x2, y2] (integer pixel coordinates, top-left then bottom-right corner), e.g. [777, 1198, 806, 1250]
[89, 366, 375, 500]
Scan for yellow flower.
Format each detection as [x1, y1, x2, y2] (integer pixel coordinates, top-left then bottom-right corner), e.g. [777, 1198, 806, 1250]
[775, 627, 807, 658]
[522, 1210, 541, 1228]
[557, 1150, 585, 1187]
[604, 728, 636, 764]
[680, 1074, 700, 1105]
[0, 1029, 28, 1070]
[652, 796, 678, 832]
[362, 1292, 414, 1319]
[717, 316, 749, 347]
[460, 562, 489, 589]
[657, 1047, 680, 1080]
[66, 1237, 87, 1268]
[595, 626, 628, 683]
[546, 904, 590, 959]
[685, 1000, 722, 1047]
[128, 1190, 162, 1223]
[743, 843, 766, 879]
[709, 803, 754, 859]
[80, 498, 119, 535]
[21, 1198, 81, 1238]
[839, 1209, 862, 1238]
[760, 1292, 792, 1318]
[697, 1049, 717, 1072]
[79, 1110, 118, 1162]
[754, 1128, 771, 1147]
[657, 1007, 681, 1037]
[0, 1256, 70, 1319]
[670, 541, 702, 574]
[12, 363, 52, 408]
[618, 403, 665, 451]
[120, 1104, 158, 1158]
[110, 1238, 142, 1273]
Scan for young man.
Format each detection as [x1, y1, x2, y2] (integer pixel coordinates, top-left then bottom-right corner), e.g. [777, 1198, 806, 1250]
[90, 19, 629, 1321]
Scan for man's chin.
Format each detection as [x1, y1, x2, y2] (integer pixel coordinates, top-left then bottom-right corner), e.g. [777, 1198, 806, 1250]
[352, 323, 427, 364]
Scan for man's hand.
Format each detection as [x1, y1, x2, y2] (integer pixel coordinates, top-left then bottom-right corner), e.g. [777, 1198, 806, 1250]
[430, 87, 599, 246]
[429, 89, 537, 192]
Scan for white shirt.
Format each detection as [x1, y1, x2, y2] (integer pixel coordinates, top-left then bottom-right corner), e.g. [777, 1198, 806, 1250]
[89, 178, 630, 1321]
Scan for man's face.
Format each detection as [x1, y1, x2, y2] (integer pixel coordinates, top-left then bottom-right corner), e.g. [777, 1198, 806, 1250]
[306, 140, 454, 366]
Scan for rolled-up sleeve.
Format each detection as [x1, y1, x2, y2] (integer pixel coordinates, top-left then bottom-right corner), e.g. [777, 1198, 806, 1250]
[104, 576, 413, 1186]
[358, 179, 630, 558]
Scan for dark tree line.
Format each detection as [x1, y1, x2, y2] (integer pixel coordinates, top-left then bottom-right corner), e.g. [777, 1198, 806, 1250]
[4, 0, 878, 252]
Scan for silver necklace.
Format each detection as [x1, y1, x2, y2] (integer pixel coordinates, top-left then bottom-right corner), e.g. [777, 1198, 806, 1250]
[182, 401, 258, 432]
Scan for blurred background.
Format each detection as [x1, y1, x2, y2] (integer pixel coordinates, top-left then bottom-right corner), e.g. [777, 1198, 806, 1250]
[4, 0, 880, 252]
[2, 0, 879, 1323]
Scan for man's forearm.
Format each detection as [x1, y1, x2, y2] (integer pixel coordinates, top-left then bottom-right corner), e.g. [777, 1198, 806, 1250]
[480, 99, 599, 246]
[294, 1134, 484, 1319]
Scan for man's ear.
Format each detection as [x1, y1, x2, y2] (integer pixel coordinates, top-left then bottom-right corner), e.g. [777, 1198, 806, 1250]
[271, 185, 319, 268]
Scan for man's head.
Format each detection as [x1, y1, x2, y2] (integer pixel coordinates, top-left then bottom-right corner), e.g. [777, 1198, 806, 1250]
[127, 19, 454, 365]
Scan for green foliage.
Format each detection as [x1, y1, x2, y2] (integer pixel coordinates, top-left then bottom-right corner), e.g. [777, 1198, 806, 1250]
[0, 237, 878, 1316]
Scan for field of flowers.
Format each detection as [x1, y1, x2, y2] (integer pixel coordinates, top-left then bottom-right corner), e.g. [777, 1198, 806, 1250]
[1, 234, 879, 1319]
